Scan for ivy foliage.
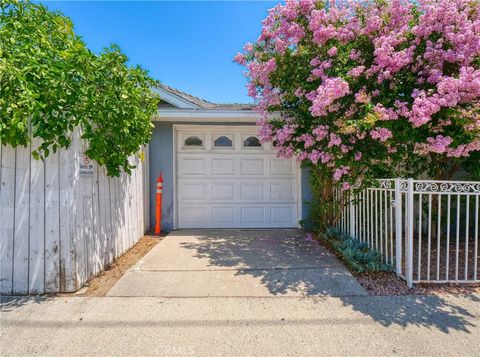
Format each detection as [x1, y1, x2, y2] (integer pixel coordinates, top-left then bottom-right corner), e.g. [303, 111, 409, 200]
[0, 0, 159, 176]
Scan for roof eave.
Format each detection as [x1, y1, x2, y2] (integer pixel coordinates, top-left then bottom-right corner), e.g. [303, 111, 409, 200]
[154, 108, 261, 122]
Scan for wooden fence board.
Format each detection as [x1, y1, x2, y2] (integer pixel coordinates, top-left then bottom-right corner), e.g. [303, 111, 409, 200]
[98, 168, 109, 269]
[13, 144, 31, 294]
[144, 146, 150, 231]
[109, 176, 117, 264]
[91, 161, 100, 277]
[72, 131, 86, 290]
[127, 171, 134, 250]
[45, 150, 60, 293]
[28, 138, 45, 294]
[59, 138, 76, 292]
[0, 145, 15, 295]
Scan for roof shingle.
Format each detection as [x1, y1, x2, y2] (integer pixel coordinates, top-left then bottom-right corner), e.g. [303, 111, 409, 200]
[157, 83, 254, 111]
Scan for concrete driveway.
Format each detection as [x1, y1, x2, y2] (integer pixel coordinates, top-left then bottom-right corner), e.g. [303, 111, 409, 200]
[107, 229, 367, 297]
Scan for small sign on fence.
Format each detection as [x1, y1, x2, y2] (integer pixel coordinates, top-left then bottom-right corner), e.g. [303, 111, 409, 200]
[78, 154, 94, 177]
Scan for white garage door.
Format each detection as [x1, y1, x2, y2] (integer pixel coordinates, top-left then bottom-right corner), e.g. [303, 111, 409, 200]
[175, 126, 300, 228]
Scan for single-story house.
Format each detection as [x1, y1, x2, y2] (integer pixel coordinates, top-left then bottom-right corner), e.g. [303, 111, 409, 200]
[150, 84, 312, 231]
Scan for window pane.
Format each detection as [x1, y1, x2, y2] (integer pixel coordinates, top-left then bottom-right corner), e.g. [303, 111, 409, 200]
[185, 136, 203, 146]
[244, 136, 261, 147]
[214, 136, 232, 147]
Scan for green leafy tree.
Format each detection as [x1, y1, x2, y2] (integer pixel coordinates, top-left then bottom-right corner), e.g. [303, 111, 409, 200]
[0, 0, 159, 176]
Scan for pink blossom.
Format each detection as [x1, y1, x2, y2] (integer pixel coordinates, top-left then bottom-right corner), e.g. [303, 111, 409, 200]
[370, 128, 393, 142]
[275, 124, 297, 144]
[310, 57, 321, 66]
[374, 104, 399, 121]
[298, 133, 315, 148]
[233, 52, 246, 65]
[333, 166, 350, 181]
[408, 91, 441, 127]
[341, 182, 351, 191]
[319, 151, 332, 163]
[277, 145, 295, 159]
[345, 105, 357, 117]
[415, 135, 453, 154]
[355, 88, 370, 104]
[328, 46, 338, 56]
[347, 65, 365, 78]
[328, 133, 342, 147]
[309, 150, 322, 164]
[294, 87, 305, 98]
[312, 125, 329, 140]
[349, 49, 361, 61]
[297, 151, 309, 162]
[447, 141, 480, 157]
[257, 118, 273, 142]
[309, 77, 350, 117]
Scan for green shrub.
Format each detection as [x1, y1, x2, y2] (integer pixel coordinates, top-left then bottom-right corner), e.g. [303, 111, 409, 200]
[321, 228, 392, 273]
[1, 0, 159, 176]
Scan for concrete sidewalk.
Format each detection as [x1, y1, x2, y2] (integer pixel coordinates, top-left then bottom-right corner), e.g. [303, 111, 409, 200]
[1, 294, 479, 356]
[107, 230, 367, 297]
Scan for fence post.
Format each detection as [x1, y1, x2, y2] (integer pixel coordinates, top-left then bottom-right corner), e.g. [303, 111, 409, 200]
[349, 195, 355, 237]
[394, 178, 403, 276]
[405, 178, 414, 288]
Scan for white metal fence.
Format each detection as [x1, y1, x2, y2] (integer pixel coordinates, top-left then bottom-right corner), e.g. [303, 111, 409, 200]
[336, 179, 480, 287]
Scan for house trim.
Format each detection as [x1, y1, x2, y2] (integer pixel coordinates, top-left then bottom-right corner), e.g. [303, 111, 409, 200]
[152, 87, 202, 109]
[155, 109, 260, 122]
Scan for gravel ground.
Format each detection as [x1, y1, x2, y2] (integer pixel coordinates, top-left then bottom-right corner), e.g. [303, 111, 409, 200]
[355, 271, 480, 296]
[61, 235, 163, 297]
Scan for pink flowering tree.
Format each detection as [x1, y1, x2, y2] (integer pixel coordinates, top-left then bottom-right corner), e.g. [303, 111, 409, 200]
[235, 0, 480, 198]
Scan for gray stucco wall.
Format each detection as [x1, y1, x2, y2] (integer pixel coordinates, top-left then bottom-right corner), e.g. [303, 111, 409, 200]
[148, 121, 312, 232]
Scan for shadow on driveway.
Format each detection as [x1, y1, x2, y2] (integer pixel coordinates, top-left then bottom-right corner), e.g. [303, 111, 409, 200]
[177, 229, 479, 334]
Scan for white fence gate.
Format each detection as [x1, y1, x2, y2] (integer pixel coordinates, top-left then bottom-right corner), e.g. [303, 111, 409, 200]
[336, 179, 480, 287]
[0, 130, 150, 295]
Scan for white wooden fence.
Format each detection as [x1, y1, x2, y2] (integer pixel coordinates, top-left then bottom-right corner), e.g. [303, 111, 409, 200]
[0, 131, 149, 295]
[336, 179, 480, 287]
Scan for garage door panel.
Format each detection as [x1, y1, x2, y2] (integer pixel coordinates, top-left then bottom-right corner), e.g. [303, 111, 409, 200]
[211, 182, 235, 200]
[271, 158, 295, 176]
[240, 158, 264, 175]
[180, 207, 209, 225]
[270, 182, 295, 200]
[179, 183, 207, 200]
[211, 158, 235, 175]
[179, 158, 207, 175]
[271, 206, 295, 225]
[241, 207, 264, 225]
[212, 207, 235, 225]
[240, 182, 264, 201]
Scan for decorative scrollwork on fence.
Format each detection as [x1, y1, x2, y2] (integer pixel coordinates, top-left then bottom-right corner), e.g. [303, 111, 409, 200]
[378, 179, 394, 189]
[413, 181, 480, 193]
[399, 180, 409, 192]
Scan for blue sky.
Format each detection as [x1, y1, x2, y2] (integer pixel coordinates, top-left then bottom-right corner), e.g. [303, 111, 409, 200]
[41, 1, 279, 104]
